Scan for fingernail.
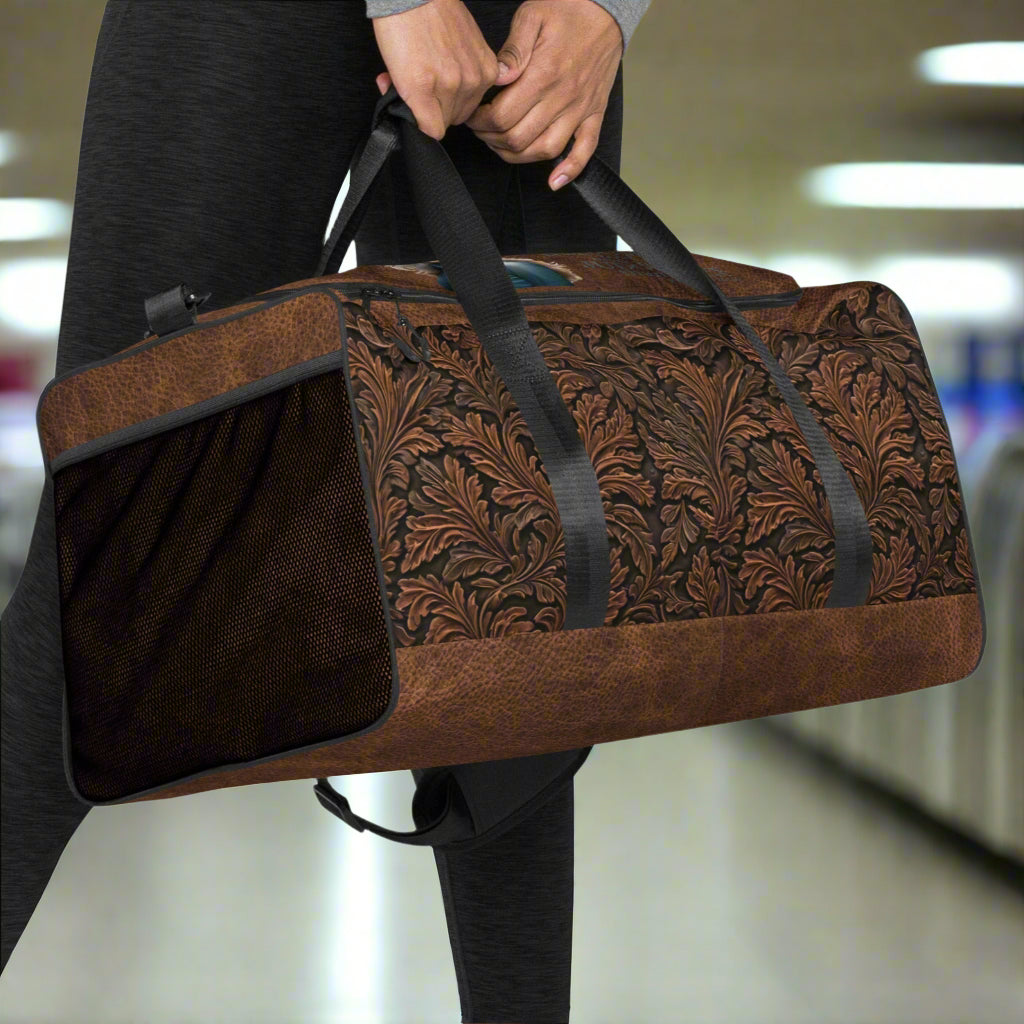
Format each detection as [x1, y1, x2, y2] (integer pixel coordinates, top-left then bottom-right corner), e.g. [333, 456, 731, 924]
[552, 173, 569, 190]
[498, 61, 509, 77]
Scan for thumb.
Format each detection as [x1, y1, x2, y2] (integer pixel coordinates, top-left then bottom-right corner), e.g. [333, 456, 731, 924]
[495, 8, 541, 83]
[495, 56, 518, 83]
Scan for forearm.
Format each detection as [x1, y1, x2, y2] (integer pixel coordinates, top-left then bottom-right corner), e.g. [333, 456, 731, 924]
[586, 0, 652, 52]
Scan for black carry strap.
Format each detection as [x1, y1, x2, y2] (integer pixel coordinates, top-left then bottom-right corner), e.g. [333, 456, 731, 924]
[313, 85, 872, 850]
[316, 89, 606, 851]
[317, 85, 873, 614]
[314, 746, 590, 853]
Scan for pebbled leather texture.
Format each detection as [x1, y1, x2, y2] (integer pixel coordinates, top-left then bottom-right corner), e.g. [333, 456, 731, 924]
[128, 590, 983, 802]
[39, 291, 341, 461]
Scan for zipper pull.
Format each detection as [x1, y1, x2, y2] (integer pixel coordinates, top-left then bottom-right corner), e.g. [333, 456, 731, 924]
[359, 287, 431, 364]
[359, 285, 394, 316]
[392, 301, 432, 364]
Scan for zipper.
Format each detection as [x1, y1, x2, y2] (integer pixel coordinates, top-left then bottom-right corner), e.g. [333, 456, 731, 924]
[347, 284, 803, 314]
[244, 281, 803, 362]
[358, 286, 433, 363]
[250, 281, 802, 313]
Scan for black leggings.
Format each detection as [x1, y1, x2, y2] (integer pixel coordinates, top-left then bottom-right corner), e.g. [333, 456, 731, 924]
[0, 3, 623, 1020]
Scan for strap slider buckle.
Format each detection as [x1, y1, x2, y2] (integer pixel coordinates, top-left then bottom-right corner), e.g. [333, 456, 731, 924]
[143, 282, 212, 339]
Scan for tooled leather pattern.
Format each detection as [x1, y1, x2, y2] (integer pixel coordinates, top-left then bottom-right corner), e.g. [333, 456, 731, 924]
[342, 281, 976, 649]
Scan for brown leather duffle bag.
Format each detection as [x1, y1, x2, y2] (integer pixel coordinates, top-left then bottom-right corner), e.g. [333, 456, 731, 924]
[35, 87, 985, 852]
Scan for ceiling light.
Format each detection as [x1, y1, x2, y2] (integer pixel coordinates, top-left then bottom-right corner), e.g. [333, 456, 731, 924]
[0, 258, 67, 335]
[803, 163, 1024, 209]
[916, 42, 1024, 87]
[0, 198, 72, 241]
[0, 421, 42, 470]
[861, 255, 1022, 320]
[0, 131, 22, 166]
[760, 253, 856, 287]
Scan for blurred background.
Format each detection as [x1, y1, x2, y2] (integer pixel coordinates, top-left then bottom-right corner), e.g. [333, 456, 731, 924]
[1, 1, 1022, 1022]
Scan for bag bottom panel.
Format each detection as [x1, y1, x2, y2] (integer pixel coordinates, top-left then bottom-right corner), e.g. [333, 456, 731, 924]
[125, 591, 983, 803]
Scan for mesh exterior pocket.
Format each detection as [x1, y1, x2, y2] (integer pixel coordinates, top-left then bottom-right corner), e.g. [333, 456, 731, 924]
[54, 368, 393, 802]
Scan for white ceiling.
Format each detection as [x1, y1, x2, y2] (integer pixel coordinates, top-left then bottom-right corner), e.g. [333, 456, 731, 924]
[624, 0, 1024, 259]
[1, 0, 1022, 272]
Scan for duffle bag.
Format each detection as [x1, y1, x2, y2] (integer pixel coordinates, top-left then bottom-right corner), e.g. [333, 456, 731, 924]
[34, 85, 985, 852]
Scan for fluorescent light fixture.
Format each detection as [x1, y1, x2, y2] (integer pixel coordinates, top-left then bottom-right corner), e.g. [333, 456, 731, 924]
[701, 249, 762, 268]
[0, 258, 67, 335]
[0, 131, 22, 166]
[323, 772, 385, 1016]
[916, 42, 1024, 87]
[861, 255, 1022, 320]
[728, 252, 1020, 320]
[0, 422, 42, 470]
[803, 162, 1024, 209]
[761, 252, 856, 286]
[0, 198, 72, 241]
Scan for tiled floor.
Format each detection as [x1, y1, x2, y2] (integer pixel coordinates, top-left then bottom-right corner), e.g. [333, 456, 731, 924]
[1, 718, 1022, 1023]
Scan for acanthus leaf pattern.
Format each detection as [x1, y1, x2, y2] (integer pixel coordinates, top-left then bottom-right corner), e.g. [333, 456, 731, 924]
[340, 280, 975, 649]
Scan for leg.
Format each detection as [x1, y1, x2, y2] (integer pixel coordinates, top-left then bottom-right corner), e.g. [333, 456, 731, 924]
[434, 780, 576, 1024]
[360, 4, 625, 1018]
[1, 7, 625, 1023]
[2, 0, 385, 975]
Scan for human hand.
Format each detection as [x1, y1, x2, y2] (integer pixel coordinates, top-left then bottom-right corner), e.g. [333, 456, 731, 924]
[372, 0, 501, 141]
[462, 0, 624, 191]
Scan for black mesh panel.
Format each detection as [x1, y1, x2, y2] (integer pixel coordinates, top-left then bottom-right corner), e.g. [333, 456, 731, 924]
[53, 368, 392, 802]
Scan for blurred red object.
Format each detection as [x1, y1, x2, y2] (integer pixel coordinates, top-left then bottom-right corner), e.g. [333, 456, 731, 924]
[0, 355, 35, 393]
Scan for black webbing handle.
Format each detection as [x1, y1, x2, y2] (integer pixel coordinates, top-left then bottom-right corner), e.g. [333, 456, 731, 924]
[313, 746, 591, 853]
[311, 87, 872, 851]
[318, 85, 872, 612]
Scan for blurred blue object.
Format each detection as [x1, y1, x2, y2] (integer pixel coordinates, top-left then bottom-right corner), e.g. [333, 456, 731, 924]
[943, 329, 1024, 492]
[433, 258, 572, 290]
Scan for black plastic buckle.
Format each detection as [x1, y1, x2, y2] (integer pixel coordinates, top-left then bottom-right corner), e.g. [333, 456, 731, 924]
[142, 283, 212, 339]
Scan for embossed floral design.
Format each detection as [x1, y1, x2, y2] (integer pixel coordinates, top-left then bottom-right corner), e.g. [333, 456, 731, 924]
[341, 282, 975, 647]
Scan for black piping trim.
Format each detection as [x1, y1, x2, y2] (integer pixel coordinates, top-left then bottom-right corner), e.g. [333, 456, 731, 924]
[60, 292, 402, 805]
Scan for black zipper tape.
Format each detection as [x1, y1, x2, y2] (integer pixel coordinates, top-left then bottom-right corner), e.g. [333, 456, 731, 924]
[250, 281, 804, 314]
[225, 281, 803, 365]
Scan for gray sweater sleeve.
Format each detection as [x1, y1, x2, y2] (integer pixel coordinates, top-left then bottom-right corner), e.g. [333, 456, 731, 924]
[365, 0, 652, 53]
